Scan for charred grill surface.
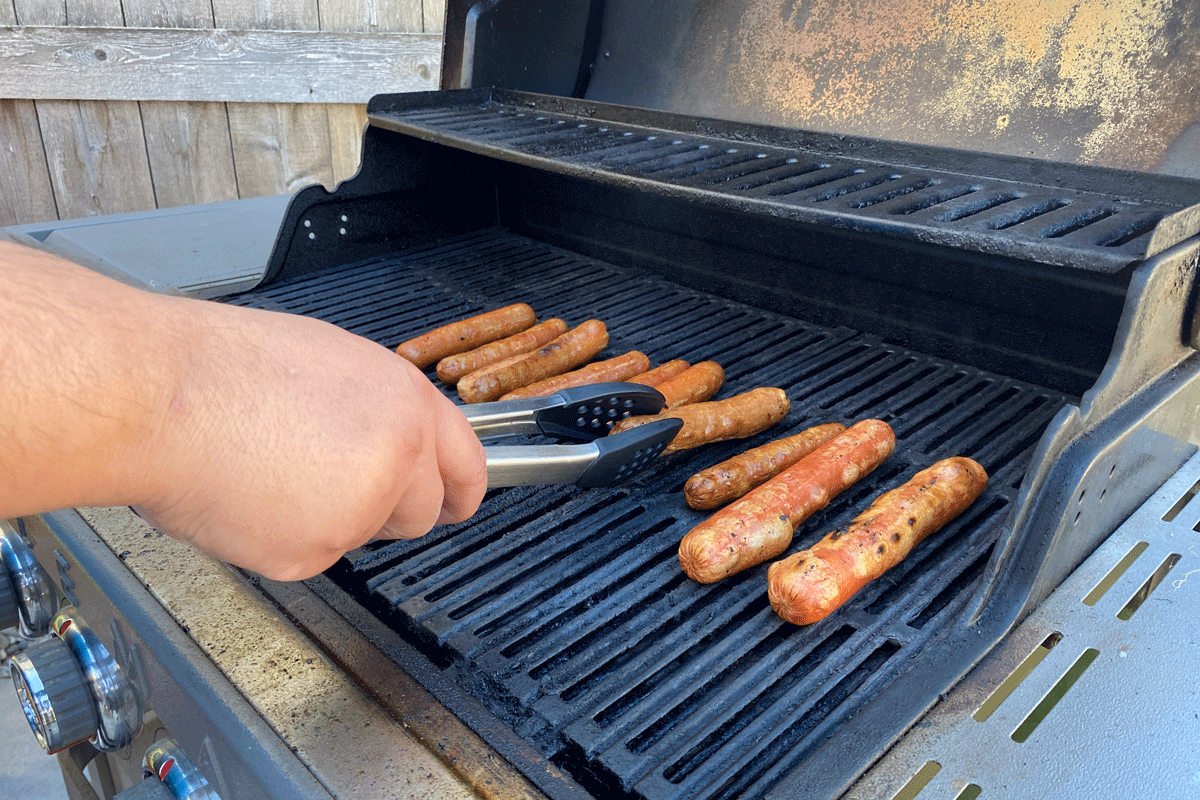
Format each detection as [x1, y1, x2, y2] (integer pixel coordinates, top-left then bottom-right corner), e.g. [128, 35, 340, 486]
[227, 228, 1066, 800]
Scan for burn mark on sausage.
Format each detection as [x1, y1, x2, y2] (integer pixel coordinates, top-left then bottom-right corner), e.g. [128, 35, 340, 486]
[908, 517, 916, 526]
[830, 527, 847, 541]
[892, 532, 902, 542]
[877, 544, 886, 554]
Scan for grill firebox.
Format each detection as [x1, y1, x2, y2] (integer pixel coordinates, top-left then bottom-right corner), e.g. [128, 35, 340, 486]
[233, 87, 1200, 799]
[230, 229, 1065, 799]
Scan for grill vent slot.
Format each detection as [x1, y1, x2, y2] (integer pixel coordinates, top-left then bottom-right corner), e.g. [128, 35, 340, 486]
[367, 91, 1196, 271]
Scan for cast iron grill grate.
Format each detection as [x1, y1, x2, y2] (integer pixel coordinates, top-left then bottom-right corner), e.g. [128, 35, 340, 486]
[227, 229, 1067, 799]
[366, 89, 1200, 274]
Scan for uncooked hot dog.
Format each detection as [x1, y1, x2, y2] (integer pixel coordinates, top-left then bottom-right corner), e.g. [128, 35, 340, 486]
[767, 456, 988, 625]
[678, 419, 895, 584]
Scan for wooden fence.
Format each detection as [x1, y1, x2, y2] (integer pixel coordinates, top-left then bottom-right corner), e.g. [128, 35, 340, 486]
[0, 0, 445, 227]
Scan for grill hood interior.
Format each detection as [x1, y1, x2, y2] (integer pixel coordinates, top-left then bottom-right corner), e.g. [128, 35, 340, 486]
[442, 0, 1200, 178]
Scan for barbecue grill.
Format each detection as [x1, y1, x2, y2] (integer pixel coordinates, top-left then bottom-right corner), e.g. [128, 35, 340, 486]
[5, 2, 1200, 798]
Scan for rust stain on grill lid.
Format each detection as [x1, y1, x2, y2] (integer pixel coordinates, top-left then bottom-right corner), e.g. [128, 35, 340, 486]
[693, 0, 1200, 174]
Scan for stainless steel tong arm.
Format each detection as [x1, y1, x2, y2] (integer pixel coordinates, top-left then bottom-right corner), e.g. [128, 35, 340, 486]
[484, 442, 603, 488]
[460, 384, 680, 488]
[461, 395, 565, 439]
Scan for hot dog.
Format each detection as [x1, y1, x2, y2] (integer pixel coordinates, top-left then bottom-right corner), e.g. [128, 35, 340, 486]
[628, 359, 691, 388]
[683, 422, 848, 510]
[395, 303, 536, 369]
[656, 361, 725, 408]
[678, 419, 895, 584]
[456, 319, 609, 403]
[436, 318, 568, 385]
[499, 351, 651, 400]
[767, 456, 988, 625]
[610, 387, 789, 453]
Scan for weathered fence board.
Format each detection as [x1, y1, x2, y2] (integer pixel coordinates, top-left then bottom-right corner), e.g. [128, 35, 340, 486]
[123, 0, 236, 210]
[0, 27, 442, 103]
[0, 0, 442, 227]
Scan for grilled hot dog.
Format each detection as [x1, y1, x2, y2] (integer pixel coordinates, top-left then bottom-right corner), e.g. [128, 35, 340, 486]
[500, 351, 651, 400]
[656, 361, 725, 408]
[456, 319, 609, 403]
[610, 387, 790, 454]
[628, 359, 691, 388]
[684, 422, 848, 510]
[768, 456, 988, 625]
[396, 303, 536, 369]
[436, 318, 568, 385]
[678, 419, 895, 584]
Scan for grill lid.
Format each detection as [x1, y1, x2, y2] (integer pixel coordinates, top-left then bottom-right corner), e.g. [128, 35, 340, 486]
[367, 88, 1200, 274]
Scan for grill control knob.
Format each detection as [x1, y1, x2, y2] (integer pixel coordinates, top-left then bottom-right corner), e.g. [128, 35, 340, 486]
[0, 519, 58, 637]
[111, 739, 221, 800]
[9, 608, 142, 753]
[9, 635, 98, 753]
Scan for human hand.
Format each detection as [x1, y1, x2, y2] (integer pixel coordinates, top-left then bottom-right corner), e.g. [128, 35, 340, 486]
[133, 297, 488, 581]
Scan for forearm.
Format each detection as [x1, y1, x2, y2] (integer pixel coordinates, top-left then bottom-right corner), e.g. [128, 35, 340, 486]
[0, 240, 186, 515]
[0, 239, 486, 580]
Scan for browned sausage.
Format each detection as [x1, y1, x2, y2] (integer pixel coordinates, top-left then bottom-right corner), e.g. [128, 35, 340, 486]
[610, 387, 790, 454]
[656, 361, 725, 408]
[678, 419, 895, 584]
[499, 351, 651, 400]
[436, 318, 568, 385]
[456, 319, 609, 403]
[396, 303, 536, 369]
[683, 422, 848, 510]
[628, 359, 691, 388]
[768, 456, 988, 625]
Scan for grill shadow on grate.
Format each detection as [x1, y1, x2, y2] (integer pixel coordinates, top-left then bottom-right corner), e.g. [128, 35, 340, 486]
[230, 228, 1069, 800]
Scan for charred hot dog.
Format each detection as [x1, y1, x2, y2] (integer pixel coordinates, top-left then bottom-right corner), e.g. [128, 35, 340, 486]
[678, 419, 895, 584]
[767, 456, 988, 625]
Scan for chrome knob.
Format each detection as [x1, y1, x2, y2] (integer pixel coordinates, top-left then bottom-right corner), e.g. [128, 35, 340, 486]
[109, 738, 222, 800]
[0, 520, 58, 637]
[9, 608, 142, 753]
[143, 739, 221, 800]
[9, 636, 98, 753]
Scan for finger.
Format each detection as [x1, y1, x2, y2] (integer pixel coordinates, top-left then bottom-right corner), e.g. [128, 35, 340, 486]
[431, 389, 488, 525]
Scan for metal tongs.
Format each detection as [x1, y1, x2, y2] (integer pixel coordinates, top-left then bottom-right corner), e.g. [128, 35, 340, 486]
[462, 383, 683, 488]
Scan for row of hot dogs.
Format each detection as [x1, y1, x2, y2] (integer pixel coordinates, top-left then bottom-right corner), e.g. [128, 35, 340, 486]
[395, 303, 988, 626]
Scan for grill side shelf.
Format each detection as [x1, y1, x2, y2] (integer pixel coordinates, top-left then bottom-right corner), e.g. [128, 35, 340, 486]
[365, 88, 1200, 273]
